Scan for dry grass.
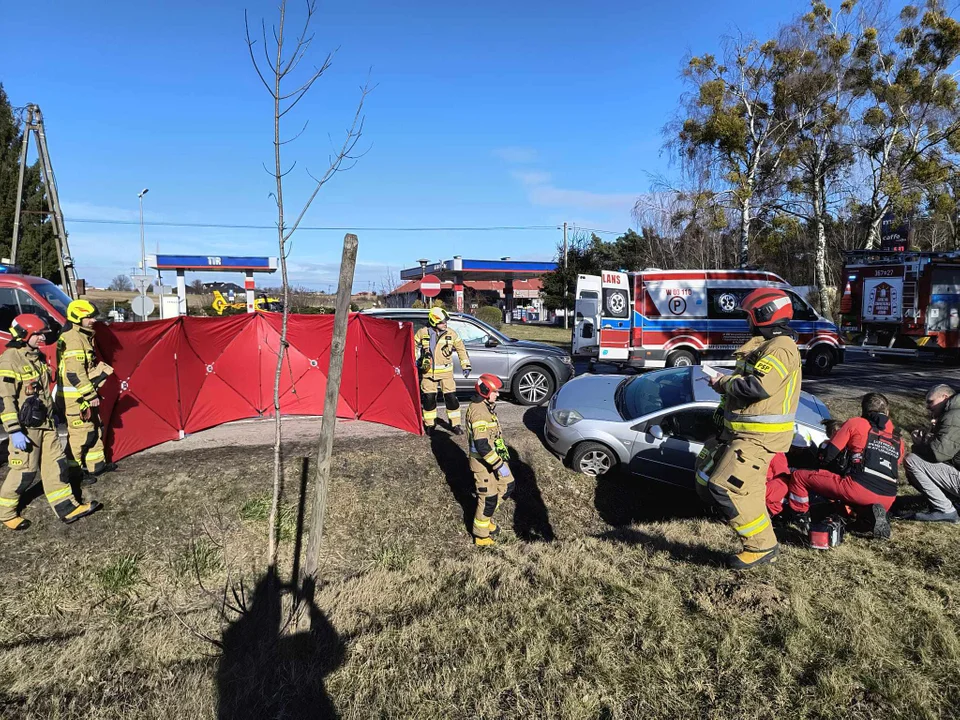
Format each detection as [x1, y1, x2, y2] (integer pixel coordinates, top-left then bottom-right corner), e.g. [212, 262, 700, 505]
[0, 392, 958, 718]
[502, 323, 571, 349]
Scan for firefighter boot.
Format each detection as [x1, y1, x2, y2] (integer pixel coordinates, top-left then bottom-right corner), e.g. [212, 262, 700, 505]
[474, 536, 496, 547]
[728, 545, 779, 570]
[2, 516, 30, 531]
[62, 500, 103, 525]
[871, 504, 891, 540]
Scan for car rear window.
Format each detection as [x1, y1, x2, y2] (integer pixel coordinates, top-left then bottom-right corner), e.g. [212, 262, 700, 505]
[616, 368, 694, 420]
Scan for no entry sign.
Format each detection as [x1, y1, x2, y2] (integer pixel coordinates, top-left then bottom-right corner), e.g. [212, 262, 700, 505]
[420, 274, 442, 298]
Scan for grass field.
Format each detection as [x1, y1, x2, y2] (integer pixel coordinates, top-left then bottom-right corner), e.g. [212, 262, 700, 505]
[501, 322, 571, 349]
[0, 386, 958, 718]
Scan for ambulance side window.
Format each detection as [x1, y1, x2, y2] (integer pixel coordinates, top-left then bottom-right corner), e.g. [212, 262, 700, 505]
[787, 291, 817, 321]
[0, 288, 18, 332]
[708, 289, 747, 319]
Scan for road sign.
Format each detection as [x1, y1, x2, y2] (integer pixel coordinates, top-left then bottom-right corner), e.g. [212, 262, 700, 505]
[130, 274, 152, 293]
[131, 295, 155, 318]
[420, 274, 442, 298]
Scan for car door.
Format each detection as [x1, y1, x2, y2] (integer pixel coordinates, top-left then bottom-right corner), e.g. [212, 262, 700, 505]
[446, 317, 510, 391]
[628, 405, 717, 488]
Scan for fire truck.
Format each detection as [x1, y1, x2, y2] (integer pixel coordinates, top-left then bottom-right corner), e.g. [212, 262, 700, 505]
[840, 249, 960, 360]
[572, 269, 844, 375]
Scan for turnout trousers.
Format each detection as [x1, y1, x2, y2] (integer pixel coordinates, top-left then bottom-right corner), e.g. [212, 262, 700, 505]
[64, 411, 107, 474]
[469, 456, 514, 539]
[0, 428, 79, 522]
[697, 437, 778, 553]
[787, 469, 896, 514]
[420, 372, 461, 428]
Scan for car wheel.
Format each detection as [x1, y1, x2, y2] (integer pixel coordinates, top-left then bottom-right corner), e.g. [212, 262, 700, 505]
[666, 349, 697, 368]
[513, 366, 555, 406]
[571, 442, 617, 476]
[805, 345, 834, 376]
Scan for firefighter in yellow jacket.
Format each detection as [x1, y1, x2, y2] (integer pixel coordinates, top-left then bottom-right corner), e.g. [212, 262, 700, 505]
[415, 307, 471, 435]
[0, 314, 101, 530]
[465, 373, 514, 546]
[58, 300, 115, 481]
[697, 288, 801, 569]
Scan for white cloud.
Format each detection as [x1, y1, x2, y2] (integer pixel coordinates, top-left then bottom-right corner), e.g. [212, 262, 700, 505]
[510, 170, 639, 212]
[493, 146, 539, 164]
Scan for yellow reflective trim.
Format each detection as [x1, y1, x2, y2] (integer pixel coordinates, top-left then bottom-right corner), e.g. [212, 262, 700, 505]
[725, 420, 795, 433]
[783, 371, 798, 415]
[62, 350, 89, 360]
[759, 354, 788, 379]
[0, 496, 18, 507]
[45, 487, 72, 503]
[473, 518, 490, 527]
[0, 412, 18, 422]
[483, 451, 500, 464]
[422, 410, 438, 419]
[76, 384, 94, 393]
[87, 451, 105, 462]
[471, 421, 489, 432]
[736, 514, 771, 538]
[0, 370, 19, 380]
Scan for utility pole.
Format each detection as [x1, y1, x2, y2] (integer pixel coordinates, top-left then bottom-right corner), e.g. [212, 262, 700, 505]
[563, 222, 568, 330]
[11, 105, 79, 298]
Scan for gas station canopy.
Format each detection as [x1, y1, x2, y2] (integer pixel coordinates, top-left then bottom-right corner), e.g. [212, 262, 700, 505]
[148, 255, 278, 316]
[400, 257, 557, 313]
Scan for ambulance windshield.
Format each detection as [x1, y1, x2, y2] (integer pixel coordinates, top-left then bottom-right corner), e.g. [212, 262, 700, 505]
[615, 368, 694, 420]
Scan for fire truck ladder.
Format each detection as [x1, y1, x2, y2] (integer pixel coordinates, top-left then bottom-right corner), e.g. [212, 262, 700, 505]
[10, 104, 79, 299]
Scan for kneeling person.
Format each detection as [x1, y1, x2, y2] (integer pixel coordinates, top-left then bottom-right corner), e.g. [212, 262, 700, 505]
[0, 314, 101, 530]
[466, 374, 514, 546]
[787, 392, 903, 539]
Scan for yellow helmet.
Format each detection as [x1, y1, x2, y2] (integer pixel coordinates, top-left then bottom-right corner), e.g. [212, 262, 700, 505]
[427, 307, 449, 328]
[67, 299, 99, 324]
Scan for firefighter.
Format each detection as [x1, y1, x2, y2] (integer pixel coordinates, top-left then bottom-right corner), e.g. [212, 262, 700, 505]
[0, 314, 102, 530]
[696, 287, 802, 569]
[415, 307, 471, 435]
[465, 373, 514, 546]
[786, 393, 904, 539]
[58, 299, 115, 482]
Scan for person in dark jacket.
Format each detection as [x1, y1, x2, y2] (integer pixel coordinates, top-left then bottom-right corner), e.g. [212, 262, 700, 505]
[905, 384, 960, 522]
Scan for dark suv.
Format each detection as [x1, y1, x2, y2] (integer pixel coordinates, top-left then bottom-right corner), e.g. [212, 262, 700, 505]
[363, 308, 574, 405]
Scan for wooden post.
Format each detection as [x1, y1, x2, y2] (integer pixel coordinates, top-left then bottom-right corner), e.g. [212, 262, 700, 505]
[303, 233, 358, 583]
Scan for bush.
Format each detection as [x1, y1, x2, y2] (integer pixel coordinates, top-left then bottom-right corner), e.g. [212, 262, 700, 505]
[412, 300, 426, 309]
[430, 299, 445, 309]
[476, 305, 503, 328]
[350, 303, 360, 312]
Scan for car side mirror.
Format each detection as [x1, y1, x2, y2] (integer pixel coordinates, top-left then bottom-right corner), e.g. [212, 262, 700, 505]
[485, 336, 500, 347]
[649, 425, 665, 440]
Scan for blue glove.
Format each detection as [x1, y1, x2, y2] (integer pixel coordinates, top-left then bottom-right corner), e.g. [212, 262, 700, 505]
[463, 369, 471, 378]
[10, 431, 29, 452]
[497, 464, 510, 478]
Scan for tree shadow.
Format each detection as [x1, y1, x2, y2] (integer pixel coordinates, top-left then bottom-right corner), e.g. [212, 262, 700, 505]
[215, 568, 346, 720]
[594, 470, 705, 526]
[595, 527, 727, 567]
[429, 430, 475, 535]
[509, 447, 555, 542]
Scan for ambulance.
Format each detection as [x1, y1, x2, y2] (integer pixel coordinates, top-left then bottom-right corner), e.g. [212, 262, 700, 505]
[840, 249, 960, 360]
[572, 269, 844, 375]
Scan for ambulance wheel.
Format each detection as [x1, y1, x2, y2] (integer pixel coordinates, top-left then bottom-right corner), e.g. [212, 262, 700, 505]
[805, 346, 835, 376]
[666, 349, 697, 368]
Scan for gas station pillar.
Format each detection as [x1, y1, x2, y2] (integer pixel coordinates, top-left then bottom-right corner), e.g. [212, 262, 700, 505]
[176, 269, 187, 316]
[245, 271, 256, 313]
[453, 255, 464, 313]
[504, 278, 514, 324]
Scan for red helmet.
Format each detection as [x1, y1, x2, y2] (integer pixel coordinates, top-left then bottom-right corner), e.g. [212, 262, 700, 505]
[10, 314, 49, 343]
[476, 373, 503, 399]
[741, 288, 793, 327]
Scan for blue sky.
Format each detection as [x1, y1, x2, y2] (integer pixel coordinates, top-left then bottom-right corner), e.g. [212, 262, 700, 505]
[2, 0, 797, 291]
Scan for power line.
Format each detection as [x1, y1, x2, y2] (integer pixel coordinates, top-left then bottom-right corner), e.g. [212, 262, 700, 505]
[62, 216, 624, 235]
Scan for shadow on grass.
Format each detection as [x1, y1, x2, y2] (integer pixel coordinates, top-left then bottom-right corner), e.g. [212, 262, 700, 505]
[216, 569, 346, 720]
[217, 457, 346, 720]
[509, 447, 555, 542]
[428, 430, 475, 535]
[594, 469, 705, 526]
[595, 526, 726, 567]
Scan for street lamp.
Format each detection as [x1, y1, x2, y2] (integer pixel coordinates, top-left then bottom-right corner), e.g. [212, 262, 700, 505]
[137, 188, 149, 276]
[418, 258, 429, 305]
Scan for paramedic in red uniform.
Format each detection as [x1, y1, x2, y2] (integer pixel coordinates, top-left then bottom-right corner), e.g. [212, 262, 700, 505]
[786, 393, 903, 539]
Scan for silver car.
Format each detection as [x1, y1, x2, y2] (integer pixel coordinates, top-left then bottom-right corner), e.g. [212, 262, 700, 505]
[544, 366, 831, 484]
[363, 308, 574, 405]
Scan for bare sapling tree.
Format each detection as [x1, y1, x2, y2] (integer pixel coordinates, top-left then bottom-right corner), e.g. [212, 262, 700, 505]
[245, 0, 371, 570]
